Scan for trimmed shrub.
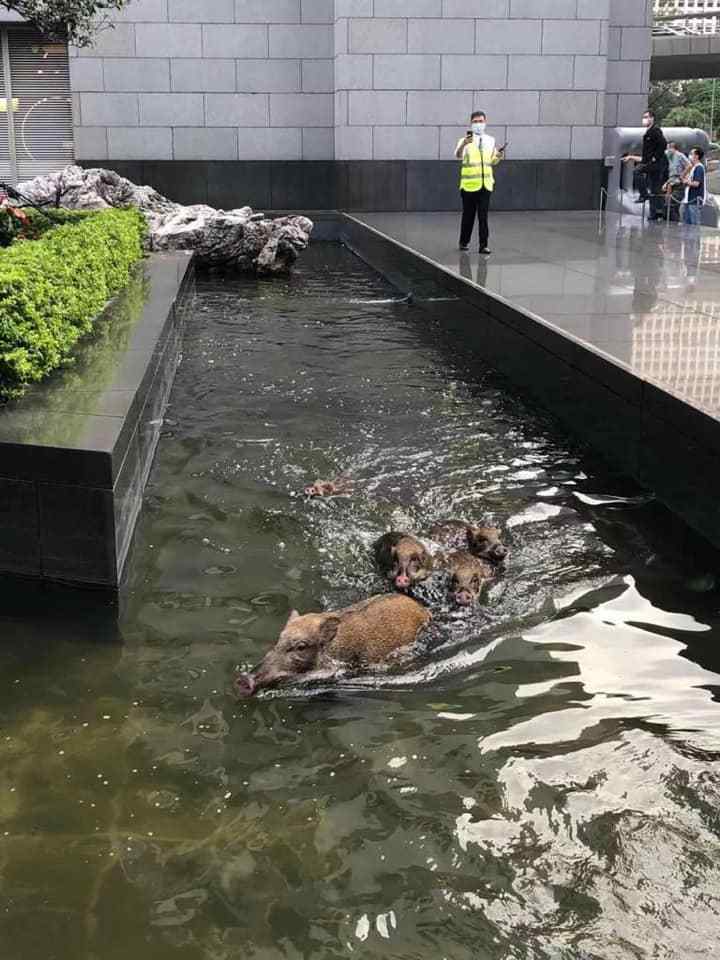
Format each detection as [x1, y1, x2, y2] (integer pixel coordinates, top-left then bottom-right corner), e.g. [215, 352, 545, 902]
[7, 269, 150, 446]
[0, 208, 146, 400]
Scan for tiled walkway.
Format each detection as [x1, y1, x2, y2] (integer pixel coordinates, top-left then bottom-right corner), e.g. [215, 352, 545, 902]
[356, 211, 720, 423]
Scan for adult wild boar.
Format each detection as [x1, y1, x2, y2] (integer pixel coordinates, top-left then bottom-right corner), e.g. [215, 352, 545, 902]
[235, 594, 431, 696]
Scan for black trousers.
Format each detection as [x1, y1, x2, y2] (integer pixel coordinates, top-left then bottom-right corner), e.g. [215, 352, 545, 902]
[646, 168, 665, 219]
[633, 169, 648, 199]
[460, 188, 491, 248]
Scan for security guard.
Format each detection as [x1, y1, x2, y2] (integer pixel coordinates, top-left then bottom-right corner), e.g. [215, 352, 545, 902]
[455, 110, 504, 254]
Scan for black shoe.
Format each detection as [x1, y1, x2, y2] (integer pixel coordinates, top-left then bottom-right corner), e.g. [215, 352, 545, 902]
[458, 243, 469, 251]
[480, 247, 491, 255]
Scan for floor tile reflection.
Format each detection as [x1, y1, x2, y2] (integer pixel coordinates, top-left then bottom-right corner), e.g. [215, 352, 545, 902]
[357, 211, 720, 420]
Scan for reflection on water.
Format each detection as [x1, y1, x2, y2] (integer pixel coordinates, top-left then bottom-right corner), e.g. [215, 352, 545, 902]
[1, 245, 720, 959]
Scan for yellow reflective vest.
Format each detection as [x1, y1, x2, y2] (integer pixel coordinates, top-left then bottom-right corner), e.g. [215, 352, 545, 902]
[460, 139, 499, 193]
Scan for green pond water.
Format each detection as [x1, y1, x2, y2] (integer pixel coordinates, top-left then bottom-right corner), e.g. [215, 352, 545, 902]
[2, 244, 720, 959]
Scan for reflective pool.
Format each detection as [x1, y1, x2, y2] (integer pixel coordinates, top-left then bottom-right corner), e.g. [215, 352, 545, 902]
[2, 244, 720, 959]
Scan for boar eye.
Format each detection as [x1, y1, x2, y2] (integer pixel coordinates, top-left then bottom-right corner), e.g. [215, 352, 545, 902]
[472, 576, 480, 589]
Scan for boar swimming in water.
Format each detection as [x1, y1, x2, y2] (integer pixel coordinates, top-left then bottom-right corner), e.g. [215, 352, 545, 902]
[429, 520, 508, 565]
[235, 594, 431, 696]
[444, 552, 497, 607]
[373, 531, 433, 592]
[303, 476, 353, 498]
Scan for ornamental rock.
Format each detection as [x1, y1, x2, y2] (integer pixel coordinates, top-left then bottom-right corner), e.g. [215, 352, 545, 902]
[16, 165, 313, 275]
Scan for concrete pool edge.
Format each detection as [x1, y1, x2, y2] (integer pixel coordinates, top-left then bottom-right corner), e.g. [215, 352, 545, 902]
[0, 252, 195, 590]
[337, 213, 720, 551]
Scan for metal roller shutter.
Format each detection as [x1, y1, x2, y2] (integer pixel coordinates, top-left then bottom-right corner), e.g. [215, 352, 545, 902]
[0, 33, 13, 183]
[0, 27, 74, 186]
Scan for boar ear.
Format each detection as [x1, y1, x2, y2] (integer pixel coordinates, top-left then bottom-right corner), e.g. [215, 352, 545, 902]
[284, 609, 300, 628]
[318, 615, 341, 646]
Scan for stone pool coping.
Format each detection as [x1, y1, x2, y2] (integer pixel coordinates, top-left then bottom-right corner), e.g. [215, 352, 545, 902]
[0, 251, 195, 588]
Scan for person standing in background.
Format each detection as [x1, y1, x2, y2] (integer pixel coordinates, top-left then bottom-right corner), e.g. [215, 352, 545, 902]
[683, 147, 707, 226]
[664, 142, 689, 222]
[623, 110, 667, 221]
[455, 110, 504, 255]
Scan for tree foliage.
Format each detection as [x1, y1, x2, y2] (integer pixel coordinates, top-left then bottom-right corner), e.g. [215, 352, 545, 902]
[0, 1, 130, 47]
[650, 78, 720, 140]
[663, 105, 707, 130]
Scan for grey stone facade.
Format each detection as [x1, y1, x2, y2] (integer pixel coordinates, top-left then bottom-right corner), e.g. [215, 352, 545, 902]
[68, 0, 651, 164]
[605, 0, 653, 142]
[334, 0, 651, 162]
[70, 0, 335, 161]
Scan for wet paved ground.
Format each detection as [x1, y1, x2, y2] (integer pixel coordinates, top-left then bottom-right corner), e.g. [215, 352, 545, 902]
[357, 211, 720, 422]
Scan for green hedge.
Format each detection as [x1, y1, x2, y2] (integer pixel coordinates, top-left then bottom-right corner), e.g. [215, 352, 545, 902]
[4, 269, 149, 446]
[0, 208, 147, 400]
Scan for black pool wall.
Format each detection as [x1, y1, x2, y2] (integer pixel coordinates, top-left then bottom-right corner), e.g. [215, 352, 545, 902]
[80, 160, 604, 213]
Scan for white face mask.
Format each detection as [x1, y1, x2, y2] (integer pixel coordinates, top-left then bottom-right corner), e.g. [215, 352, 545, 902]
[472, 122, 486, 136]
[642, 116, 651, 127]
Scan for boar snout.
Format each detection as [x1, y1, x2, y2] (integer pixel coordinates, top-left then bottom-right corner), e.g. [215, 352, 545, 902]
[453, 589, 474, 607]
[395, 573, 411, 590]
[234, 673, 257, 698]
[235, 656, 301, 698]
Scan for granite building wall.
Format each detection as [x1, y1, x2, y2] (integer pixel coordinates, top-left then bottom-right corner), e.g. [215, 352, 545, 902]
[61, 0, 652, 209]
[335, 0, 610, 164]
[69, 0, 335, 162]
[605, 0, 653, 141]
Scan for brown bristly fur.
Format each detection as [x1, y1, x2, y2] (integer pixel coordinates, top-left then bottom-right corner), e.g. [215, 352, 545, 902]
[328, 594, 431, 663]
